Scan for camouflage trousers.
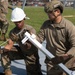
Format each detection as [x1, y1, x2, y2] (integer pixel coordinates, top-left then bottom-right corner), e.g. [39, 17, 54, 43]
[0, 13, 9, 34]
[1, 45, 43, 75]
[45, 57, 75, 75]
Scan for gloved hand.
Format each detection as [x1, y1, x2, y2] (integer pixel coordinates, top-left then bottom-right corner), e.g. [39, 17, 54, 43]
[51, 54, 73, 65]
[25, 41, 32, 49]
[51, 56, 64, 64]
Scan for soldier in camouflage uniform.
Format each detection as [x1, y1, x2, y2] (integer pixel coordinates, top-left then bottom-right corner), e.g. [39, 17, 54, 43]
[0, 0, 14, 41]
[1, 7, 43, 75]
[37, 0, 75, 75]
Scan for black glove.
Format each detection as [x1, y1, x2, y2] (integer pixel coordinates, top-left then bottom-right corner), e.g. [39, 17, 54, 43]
[51, 56, 64, 64]
[51, 54, 73, 65]
[25, 41, 32, 49]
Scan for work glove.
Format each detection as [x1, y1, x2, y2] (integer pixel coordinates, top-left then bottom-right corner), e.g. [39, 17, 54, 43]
[51, 54, 73, 65]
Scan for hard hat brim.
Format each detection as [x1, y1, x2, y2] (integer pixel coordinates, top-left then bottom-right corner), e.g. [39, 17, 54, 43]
[11, 16, 30, 22]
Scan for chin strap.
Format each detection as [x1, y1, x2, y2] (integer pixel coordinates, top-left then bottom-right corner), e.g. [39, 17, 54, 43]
[52, 10, 61, 22]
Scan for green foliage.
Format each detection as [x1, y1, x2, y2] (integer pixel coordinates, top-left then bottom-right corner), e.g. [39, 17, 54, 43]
[24, 7, 48, 32]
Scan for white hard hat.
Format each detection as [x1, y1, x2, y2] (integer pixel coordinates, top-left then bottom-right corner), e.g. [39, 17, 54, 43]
[11, 7, 30, 22]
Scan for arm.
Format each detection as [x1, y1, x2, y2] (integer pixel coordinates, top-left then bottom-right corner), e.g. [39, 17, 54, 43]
[37, 24, 45, 43]
[66, 25, 75, 56]
[0, 39, 14, 52]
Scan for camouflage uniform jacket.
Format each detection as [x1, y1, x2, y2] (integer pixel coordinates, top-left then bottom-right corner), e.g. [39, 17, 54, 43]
[9, 24, 37, 54]
[0, 0, 9, 14]
[37, 17, 75, 57]
[0, 0, 13, 35]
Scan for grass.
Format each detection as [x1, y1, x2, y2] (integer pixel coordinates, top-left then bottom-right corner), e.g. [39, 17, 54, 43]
[63, 7, 75, 24]
[1, 6, 75, 44]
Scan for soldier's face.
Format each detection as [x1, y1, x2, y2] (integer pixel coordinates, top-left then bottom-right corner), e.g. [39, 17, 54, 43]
[47, 11, 55, 21]
[14, 20, 24, 29]
[47, 9, 60, 21]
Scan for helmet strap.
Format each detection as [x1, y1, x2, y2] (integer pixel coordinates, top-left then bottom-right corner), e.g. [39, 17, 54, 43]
[52, 10, 61, 23]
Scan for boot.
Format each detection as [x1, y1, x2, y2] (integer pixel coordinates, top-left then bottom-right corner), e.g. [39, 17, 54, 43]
[4, 69, 12, 75]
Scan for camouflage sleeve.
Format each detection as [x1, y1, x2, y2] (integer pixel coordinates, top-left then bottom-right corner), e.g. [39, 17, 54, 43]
[2, 22, 9, 34]
[9, 31, 15, 41]
[9, 30, 19, 42]
[0, 0, 8, 14]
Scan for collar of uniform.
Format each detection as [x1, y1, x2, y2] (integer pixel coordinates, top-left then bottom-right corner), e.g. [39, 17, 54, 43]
[51, 17, 65, 28]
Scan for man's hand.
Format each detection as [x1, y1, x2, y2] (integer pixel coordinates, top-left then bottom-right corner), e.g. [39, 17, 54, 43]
[24, 41, 32, 49]
[4, 39, 14, 51]
[0, 39, 14, 53]
[51, 54, 73, 65]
